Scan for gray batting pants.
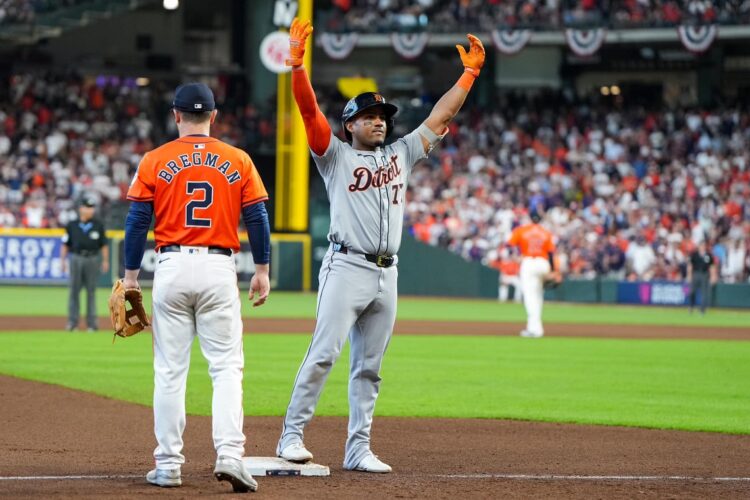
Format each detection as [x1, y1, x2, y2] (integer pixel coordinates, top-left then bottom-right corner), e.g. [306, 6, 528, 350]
[690, 272, 710, 313]
[68, 254, 99, 329]
[278, 247, 397, 469]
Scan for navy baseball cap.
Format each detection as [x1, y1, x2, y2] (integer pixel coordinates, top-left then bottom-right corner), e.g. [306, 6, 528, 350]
[81, 197, 96, 208]
[172, 83, 215, 112]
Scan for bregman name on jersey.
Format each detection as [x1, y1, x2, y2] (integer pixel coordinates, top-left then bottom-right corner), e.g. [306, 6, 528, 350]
[157, 152, 241, 184]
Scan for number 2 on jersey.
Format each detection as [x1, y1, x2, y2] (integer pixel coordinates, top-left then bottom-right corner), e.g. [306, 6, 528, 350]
[185, 181, 213, 227]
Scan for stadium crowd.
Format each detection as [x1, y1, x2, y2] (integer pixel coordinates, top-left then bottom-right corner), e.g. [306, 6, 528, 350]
[323, 0, 749, 32]
[397, 90, 750, 283]
[0, 72, 274, 228]
[0, 71, 748, 283]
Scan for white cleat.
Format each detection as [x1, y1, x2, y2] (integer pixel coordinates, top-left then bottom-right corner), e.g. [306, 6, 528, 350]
[214, 455, 258, 493]
[349, 453, 392, 474]
[146, 468, 181, 488]
[520, 330, 543, 338]
[278, 442, 314, 463]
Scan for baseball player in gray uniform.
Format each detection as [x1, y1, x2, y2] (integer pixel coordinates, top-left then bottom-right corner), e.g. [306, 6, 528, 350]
[277, 18, 485, 473]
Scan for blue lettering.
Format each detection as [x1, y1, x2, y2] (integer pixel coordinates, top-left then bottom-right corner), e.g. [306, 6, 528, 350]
[158, 170, 173, 183]
[166, 160, 181, 174]
[179, 154, 192, 168]
[205, 152, 219, 167]
[227, 171, 241, 184]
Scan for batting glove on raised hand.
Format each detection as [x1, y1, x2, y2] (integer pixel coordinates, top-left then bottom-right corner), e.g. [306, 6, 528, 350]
[287, 17, 313, 67]
[456, 34, 485, 77]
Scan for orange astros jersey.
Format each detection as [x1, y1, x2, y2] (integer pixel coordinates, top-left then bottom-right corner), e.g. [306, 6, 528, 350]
[127, 135, 268, 252]
[508, 223, 555, 258]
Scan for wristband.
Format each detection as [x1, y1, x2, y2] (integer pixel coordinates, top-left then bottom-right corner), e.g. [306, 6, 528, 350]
[457, 69, 477, 91]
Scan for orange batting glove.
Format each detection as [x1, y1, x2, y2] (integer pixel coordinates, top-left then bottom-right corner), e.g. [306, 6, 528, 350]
[456, 34, 485, 77]
[287, 17, 313, 67]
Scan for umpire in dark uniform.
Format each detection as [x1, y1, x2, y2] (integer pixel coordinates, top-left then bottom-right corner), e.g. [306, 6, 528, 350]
[687, 240, 717, 315]
[61, 197, 109, 331]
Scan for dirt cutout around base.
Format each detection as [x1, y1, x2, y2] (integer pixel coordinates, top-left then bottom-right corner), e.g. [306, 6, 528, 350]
[1, 376, 749, 499]
[3, 315, 750, 340]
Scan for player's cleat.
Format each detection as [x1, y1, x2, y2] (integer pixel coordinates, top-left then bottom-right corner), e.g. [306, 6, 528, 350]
[278, 442, 314, 463]
[348, 453, 392, 473]
[520, 329, 543, 338]
[214, 455, 258, 493]
[146, 468, 182, 487]
[65, 323, 76, 332]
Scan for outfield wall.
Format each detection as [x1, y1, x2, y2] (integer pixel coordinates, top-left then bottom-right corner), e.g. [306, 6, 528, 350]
[0, 229, 311, 291]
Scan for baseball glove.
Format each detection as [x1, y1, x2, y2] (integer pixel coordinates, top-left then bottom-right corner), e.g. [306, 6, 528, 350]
[543, 270, 563, 289]
[108, 279, 150, 339]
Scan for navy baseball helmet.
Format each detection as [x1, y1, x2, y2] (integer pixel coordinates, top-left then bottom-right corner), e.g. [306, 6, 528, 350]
[341, 92, 398, 141]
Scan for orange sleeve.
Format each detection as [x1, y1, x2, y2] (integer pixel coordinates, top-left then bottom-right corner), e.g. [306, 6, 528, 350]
[127, 152, 156, 202]
[507, 228, 520, 247]
[292, 67, 332, 156]
[241, 154, 269, 207]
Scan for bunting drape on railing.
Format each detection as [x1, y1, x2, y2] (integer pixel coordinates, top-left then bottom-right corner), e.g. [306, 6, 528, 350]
[564, 28, 607, 56]
[491, 28, 532, 55]
[677, 24, 717, 53]
[390, 32, 429, 59]
[320, 32, 359, 60]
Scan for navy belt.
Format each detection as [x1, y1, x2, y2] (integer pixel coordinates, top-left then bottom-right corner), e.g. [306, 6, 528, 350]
[332, 243, 395, 268]
[160, 244, 232, 257]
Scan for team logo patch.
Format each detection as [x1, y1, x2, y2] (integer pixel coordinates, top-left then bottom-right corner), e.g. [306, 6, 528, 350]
[194, 143, 205, 149]
[194, 103, 203, 109]
[373, 94, 383, 103]
[90, 231, 100, 240]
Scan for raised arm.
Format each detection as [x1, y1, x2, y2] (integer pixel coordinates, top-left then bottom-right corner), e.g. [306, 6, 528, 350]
[287, 18, 331, 156]
[418, 34, 485, 153]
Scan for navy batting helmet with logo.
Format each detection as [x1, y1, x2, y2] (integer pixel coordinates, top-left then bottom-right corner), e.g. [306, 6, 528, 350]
[341, 92, 398, 141]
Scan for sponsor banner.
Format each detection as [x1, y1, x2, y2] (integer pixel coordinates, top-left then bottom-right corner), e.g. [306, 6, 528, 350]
[617, 281, 695, 306]
[116, 240, 259, 283]
[0, 235, 67, 282]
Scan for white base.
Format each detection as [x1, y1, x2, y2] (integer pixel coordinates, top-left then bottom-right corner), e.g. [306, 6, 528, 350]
[243, 457, 330, 477]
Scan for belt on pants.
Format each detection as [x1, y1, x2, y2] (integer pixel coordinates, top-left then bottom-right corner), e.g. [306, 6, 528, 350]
[74, 250, 99, 257]
[332, 243, 395, 268]
[159, 244, 232, 257]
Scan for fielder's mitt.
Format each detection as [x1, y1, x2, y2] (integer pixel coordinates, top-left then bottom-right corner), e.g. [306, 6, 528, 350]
[543, 270, 563, 289]
[108, 279, 150, 339]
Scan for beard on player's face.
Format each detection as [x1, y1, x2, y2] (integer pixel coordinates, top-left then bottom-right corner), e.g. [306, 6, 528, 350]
[350, 112, 387, 148]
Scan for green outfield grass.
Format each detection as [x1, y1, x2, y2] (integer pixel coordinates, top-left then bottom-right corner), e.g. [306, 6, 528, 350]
[0, 332, 748, 434]
[2, 286, 750, 327]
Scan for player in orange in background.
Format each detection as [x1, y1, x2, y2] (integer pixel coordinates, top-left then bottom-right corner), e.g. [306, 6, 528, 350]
[507, 209, 560, 338]
[124, 83, 269, 492]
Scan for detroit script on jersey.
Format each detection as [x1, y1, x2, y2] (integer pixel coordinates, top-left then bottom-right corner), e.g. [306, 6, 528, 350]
[312, 130, 426, 256]
[127, 135, 268, 251]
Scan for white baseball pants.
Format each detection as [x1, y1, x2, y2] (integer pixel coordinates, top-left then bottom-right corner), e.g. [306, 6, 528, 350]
[520, 257, 551, 336]
[151, 247, 245, 469]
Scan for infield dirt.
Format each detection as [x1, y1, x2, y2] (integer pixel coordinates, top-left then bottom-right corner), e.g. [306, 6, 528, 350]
[1, 375, 749, 499]
[1, 318, 749, 498]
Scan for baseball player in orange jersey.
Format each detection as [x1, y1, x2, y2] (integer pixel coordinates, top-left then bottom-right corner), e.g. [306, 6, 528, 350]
[507, 211, 560, 338]
[275, 18, 484, 473]
[124, 83, 270, 493]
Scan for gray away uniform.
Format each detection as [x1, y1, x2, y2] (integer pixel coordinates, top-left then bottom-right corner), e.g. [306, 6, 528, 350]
[279, 130, 426, 468]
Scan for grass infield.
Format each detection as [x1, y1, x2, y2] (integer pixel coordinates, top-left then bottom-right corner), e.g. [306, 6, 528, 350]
[2, 286, 750, 327]
[0, 332, 748, 434]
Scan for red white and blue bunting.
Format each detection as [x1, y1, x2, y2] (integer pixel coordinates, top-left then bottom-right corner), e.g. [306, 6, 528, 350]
[491, 28, 532, 55]
[677, 24, 717, 54]
[390, 32, 429, 60]
[320, 32, 359, 60]
[564, 28, 606, 57]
